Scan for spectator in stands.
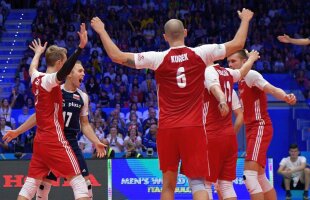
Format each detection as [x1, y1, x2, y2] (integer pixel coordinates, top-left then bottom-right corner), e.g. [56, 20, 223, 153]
[86, 75, 100, 102]
[142, 105, 158, 121]
[17, 106, 31, 126]
[100, 76, 114, 95]
[124, 124, 143, 153]
[142, 106, 158, 133]
[140, 72, 156, 94]
[0, 116, 9, 152]
[130, 85, 144, 106]
[143, 123, 157, 152]
[25, 96, 34, 109]
[0, 116, 12, 148]
[9, 87, 24, 109]
[106, 127, 124, 153]
[78, 134, 93, 154]
[103, 63, 116, 81]
[125, 102, 143, 122]
[11, 77, 26, 96]
[126, 112, 143, 133]
[278, 144, 310, 200]
[0, 98, 16, 129]
[98, 89, 110, 108]
[93, 120, 106, 141]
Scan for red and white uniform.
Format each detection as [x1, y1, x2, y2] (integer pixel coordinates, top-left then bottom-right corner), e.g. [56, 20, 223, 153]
[134, 44, 226, 178]
[28, 71, 80, 179]
[204, 64, 241, 182]
[238, 70, 273, 167]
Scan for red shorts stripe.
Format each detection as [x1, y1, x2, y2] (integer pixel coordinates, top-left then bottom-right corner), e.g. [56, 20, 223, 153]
[245, 125, 273, 167]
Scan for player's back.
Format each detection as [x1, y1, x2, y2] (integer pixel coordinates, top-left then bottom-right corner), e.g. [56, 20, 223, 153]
[32, 72, 64, 143]
[204, 64, 234, 135]
[238, 70, 272, 127]
[155, 47, 206, 128]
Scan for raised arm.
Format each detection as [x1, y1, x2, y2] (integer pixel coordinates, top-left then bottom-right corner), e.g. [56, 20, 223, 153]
[238, 50, 260, 78]
[29, 39, 47, 77]
[263, 84, 296, 105]
[224, 8, 253, 57]
[56, 23, 88, 82]
[277, 34, 310, 46]
[3, 114, 37, 143]
[80, 116, 106, 158]
[91, 17, 136, 68]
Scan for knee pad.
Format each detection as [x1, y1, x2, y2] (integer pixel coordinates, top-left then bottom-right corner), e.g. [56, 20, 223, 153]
[258, 173, 273, 193]
[188, 178, 207, 194]
[243, 170, 263, 194]
[36, 181, 51, 200]
[218, 180, 236, 199]
[19, 177, 41, 200]
[70, 175, 89, 199]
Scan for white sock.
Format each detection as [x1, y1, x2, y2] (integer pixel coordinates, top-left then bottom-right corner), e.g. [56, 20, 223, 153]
[36, 181, 51, 200]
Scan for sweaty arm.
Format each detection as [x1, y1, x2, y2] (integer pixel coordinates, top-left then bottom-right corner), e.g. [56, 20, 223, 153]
[232, 90, 243, 134]
[56, 48, 82, 82]
[3, 114, 37, 143]
[277, 34, 310, 46]
[224, 8, 253, 57]
[92, 19, 136, 68]
[80, 116, 101, 145]
[263, 83, 296, 105]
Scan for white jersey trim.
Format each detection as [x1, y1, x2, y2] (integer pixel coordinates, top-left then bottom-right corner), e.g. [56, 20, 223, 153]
[54, 103, 80, 174]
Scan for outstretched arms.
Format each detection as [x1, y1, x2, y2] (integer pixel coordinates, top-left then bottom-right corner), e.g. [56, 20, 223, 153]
[277, 34, 310, 46]
[91, 17, 136, 68]
[224, 8, 254, 57]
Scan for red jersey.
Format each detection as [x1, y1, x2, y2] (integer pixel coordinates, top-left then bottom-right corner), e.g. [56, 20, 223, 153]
[238, 70, 272, 127]
[134, 44, 226, 128]
[204, 64, 241, 135]
[31, 71, 65, 143]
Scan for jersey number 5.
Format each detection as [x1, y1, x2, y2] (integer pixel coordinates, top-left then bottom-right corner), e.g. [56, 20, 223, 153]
[176, 67, 186, 88]
[63, 111, 72, 127]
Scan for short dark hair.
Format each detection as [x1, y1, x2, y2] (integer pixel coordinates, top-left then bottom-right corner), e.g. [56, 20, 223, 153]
[289, 143, 298, 150]
[235, 49, 248, 59]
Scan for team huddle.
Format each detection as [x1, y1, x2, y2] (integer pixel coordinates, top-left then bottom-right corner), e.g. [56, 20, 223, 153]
[3, 7, 300, 200]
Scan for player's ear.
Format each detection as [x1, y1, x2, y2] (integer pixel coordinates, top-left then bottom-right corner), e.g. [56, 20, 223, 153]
[163, 33, 168, 42]
[184, 29, 188, 37]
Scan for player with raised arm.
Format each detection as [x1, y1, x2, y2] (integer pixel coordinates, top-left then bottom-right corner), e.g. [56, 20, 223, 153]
[91, 8, 253, 200]
[203, 50, 259, 200]
[10, 23, 90, 200]
[277, 34, 310, 46]
[4, 61, 106, 200]
[227, 49, 297, 200]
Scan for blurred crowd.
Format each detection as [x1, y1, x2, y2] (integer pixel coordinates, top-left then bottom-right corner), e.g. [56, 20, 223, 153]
[0, 0, 309, 154]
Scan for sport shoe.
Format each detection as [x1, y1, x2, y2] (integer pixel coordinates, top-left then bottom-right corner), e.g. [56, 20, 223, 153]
[286, 191, 292, 200]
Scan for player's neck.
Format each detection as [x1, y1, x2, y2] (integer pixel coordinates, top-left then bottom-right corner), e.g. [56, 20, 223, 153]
[46, 66, 57, 74]
[169, 40, 185, 48]
[64, 81, 77, 92]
